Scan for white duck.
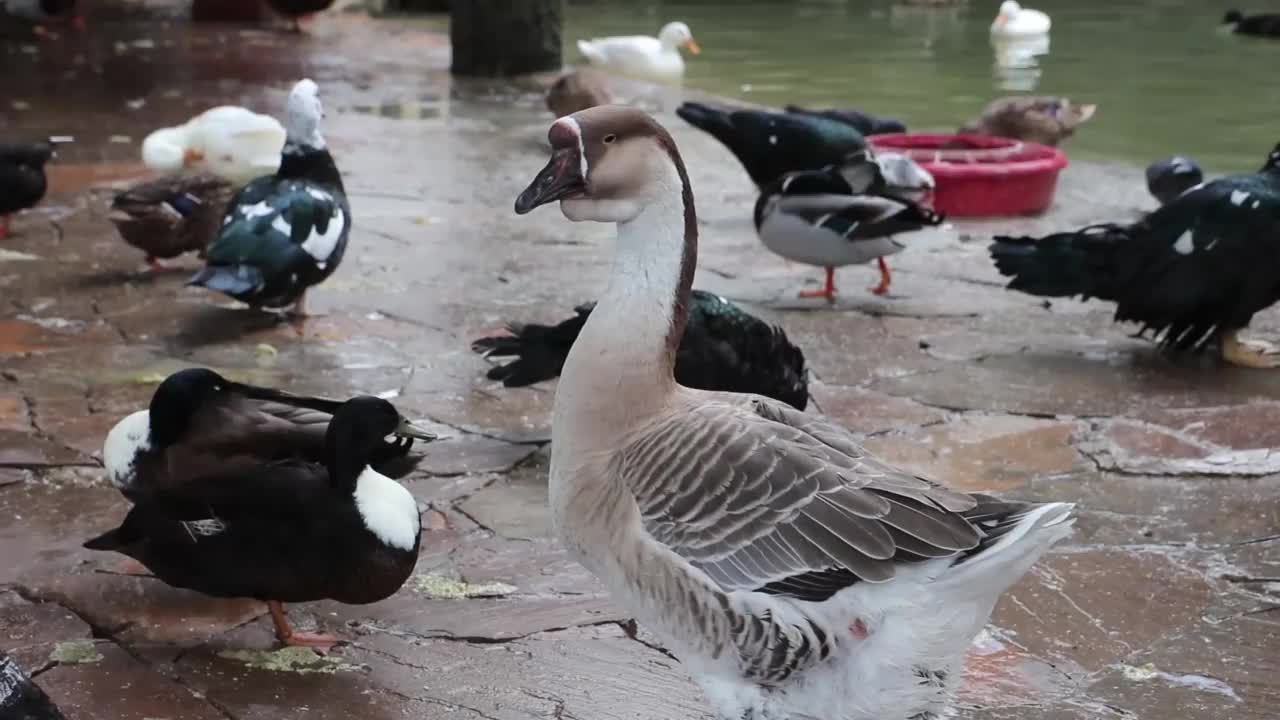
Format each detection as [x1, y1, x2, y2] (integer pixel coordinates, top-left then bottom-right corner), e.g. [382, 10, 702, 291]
[142, 106, 287, 186]
[513, 105, 1075, 720]
[990, 0, 1050, 36]
[577, 21, 700, 83]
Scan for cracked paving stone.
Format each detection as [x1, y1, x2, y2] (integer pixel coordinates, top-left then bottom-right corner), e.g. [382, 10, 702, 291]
[0, 429, 94, 467]
[456, 460, 552, 540]
[36, 642, 228, 720]
[413, 435, 539, 477]
[0, 392, 34, 432]
[0, 481, 122, 587]
[809, 383, 946, 435]
[0, 589, 93, 670]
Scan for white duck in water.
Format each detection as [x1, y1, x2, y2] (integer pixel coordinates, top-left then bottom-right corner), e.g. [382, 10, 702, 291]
[513, 105, 1076, 720]
[577, 21, 700, 83]
[990, 0, 1050, 36]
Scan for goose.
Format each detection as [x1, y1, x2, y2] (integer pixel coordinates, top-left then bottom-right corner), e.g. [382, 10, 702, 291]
[104, 367, 435, 504]
[109, 173, 235, 271]
[1145, 156, 1203, 206]
[547, 69, 613, 118]
[1223, 10, 1280, 36]
[990, 0, 1050, 36]
[576, 21, 700, 83]
[991, 143, 1280, 368]
[512, 105, 1075, 720]
[784, 105, 907, 136]
[0, 141, 53, 240]
[188, 79, 349, 317]
[143, 106, 286, 186]
[959, 95, 1096, 146]
[755, 151, 942, 299]
[677, 101, 867, 188]
[85, 396, 424, 651]
[472, 289, 810, 410]
[1, 651, 65, 719]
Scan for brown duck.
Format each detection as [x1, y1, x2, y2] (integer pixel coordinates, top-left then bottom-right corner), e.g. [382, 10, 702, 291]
[109, 173, 234, 270]
[959, 95, 1096, 146]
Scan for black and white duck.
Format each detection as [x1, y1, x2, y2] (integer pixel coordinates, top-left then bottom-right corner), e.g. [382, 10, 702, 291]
[188, 79, 349, 316]
[784, 104, 907, 136]
[103, 368, 435, 504]
[1, 651, 65, 720]
[473, 290, 810, 410]
[754, 150, 943, 299]
[86, 396, 423, 650]
[0, 141, 53, 240]
[265, 0, 334, 32]
[676, 101, 867, 188]
[1146, 156, 1204, 206]
[1223, 10, 1280, 36]
[991, 142, 1280, 368]
[109, 173, 235, 271]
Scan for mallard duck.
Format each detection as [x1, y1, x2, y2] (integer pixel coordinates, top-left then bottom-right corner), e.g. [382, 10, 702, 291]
[86, 396, 422, 650]
[959, 95, 1095, 146]
[677, 101, 867, 188]
[143, 106, 286, 186]
[513, 106, 1075, 720]
[784, 105, 907, 136]
[1146, 156, 1203, 206]
[188, 79, 349, 316]
[0, 141, 53, 240]
[265, 0, 334, 32]
[576, 21, 700, 83]
[991, 143, 1280, 368]
[103, 367, 434, 504]
[547, 69, 613, 118]
[1223, 10, 1280, 36]
[109, 173, 234, 270]
[1, 651, 65, 719]
[754, 151, 942, 299]
[473, 290, 809, 410]
[990, 0, 1050, 36]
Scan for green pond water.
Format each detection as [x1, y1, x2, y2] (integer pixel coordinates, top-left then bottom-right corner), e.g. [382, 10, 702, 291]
[564, 0, 1280, 173]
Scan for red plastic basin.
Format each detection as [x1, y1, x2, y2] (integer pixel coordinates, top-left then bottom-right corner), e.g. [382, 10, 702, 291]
[868, 133, 1068, 217]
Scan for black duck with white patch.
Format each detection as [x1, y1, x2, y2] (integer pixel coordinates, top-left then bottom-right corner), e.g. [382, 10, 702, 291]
[676, 101, 866, 188]
[103, 368, 434, 504]
[189, 78, 349, 314]
[991, 143, 1280, 368]
[1, 651, 65, 720]
[754, 152, 944, 298]
[110, 172, 234, 268]
[85, 396, 422, 649]
[473, 290, 810, 410]
[0, 141, 53, 239]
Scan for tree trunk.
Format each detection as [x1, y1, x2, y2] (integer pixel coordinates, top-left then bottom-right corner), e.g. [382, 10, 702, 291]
[450, 0, 563, 77]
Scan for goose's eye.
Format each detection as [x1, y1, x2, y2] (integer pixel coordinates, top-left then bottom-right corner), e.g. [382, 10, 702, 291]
[603, 134, 617, 145]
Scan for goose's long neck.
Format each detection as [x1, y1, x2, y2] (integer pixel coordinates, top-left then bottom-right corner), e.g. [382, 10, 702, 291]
[556, 172, 696, 436]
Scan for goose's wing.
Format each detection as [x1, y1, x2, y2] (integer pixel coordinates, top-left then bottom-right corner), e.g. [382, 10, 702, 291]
[617, 392, 982, 594]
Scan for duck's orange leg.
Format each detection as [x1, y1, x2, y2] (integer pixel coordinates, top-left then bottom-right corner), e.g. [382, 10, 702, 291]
[268, 600, 338, 653]
[798, 267, 838, 301]
[868, 257, 891, 296]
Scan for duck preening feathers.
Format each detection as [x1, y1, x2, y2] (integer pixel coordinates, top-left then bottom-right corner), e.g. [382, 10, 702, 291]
[1, 651, 65, 720]
[754, 150, 942, 299]
[189, 79, 349, 315]
[103, 367, 435, 504]
[472, 290, 810, 410]
[0, 141, 53, 239]
[513, 105, 1074, 720]
[991, 143, 1280, 368]
[110, 173, 234, 270]
[87, 396, 424, 650]
[676, 101, 867, 188]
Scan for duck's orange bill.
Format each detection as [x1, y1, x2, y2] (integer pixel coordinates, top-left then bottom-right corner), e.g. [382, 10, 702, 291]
[684, 38, 702, 54]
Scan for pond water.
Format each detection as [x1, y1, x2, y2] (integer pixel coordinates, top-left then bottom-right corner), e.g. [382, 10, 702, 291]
[565, 0, 1280, 173]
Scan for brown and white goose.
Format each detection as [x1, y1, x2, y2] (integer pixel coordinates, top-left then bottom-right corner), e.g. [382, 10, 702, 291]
[514, 105, 1076, 720]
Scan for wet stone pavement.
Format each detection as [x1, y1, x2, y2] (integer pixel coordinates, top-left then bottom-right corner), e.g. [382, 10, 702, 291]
[2, 7, 1279, 720]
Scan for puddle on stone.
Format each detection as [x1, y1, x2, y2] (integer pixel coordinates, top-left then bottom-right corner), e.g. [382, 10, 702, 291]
[1118, 663, 1242, 702]
[348, 97, 443, 121]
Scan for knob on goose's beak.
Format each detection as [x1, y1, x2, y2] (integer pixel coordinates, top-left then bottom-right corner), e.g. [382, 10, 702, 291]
[515, 146, 585, 215]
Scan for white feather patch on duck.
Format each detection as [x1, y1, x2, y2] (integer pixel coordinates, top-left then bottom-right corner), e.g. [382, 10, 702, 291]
[353, 466, 420, 551]
[103, 410, 151, 491]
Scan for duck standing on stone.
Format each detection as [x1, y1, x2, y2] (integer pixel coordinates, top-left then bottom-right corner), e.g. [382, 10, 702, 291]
[991, 143, 1280, 368]
[755, 150, 942, 299]
[513, 105, 1074, 720]
[189, 79, 349, 317]
[0, 140, 53, 240]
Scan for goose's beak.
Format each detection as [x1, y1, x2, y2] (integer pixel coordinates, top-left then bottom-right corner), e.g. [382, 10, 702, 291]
[684, 38, 701, 54]
[395, 416, 438, 441]
[515, 146, 585, 214]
